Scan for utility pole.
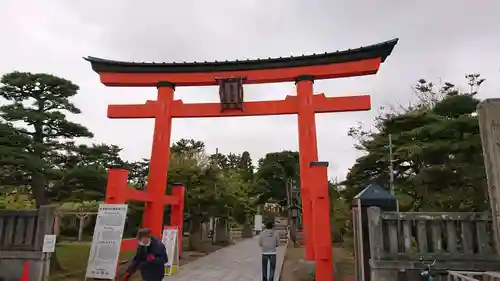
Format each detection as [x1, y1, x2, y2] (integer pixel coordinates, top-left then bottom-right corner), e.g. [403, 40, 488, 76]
[212, 147, 219, 244]
[389, 134, 395, 196]
[288, 178, 298, 246]
[286, 178, 292, 222]
[214, 148, 219, 197]
[388, 134, 399, 212]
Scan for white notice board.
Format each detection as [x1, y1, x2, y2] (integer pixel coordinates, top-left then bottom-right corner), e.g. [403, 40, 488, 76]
[161, 226, 179, 275]
[254, 215, 263, 231]
[85, 204, 128, 280]
[42, 234, 57, 253]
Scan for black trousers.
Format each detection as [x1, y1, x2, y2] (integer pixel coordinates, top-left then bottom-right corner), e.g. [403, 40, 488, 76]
[262, 254, 277, 281]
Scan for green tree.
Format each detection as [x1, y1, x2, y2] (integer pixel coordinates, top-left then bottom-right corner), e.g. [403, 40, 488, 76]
[343, 74, 487, 212]
[170, 138, 205, 157]
[0, 72, 93, 207]
[127, 158, 149, 189]
[219, 169, 254, 223]
[167, 139, 227, 249]
[254, 151, 300, 206]
[238, 151, 255, 182]
[209, 151, 254, 181]
[49, 143, 125, 201]
[209, 152, 229, 169]
[0, 120, 32, 190]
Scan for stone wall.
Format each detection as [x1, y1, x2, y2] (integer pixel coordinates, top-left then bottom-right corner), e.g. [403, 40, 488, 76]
[478, 98, 500, 258]
[0, 205, 55, 281]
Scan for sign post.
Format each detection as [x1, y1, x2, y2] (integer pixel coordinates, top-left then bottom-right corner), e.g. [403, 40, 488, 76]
[162, 226, 179, 276]
[254, 215, 262, 234]
[41, 234, 57, 281]
[85, 204, 128, 280]
[42, 235, 56, 253]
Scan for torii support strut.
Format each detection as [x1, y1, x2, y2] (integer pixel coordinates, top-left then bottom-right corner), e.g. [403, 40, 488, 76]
[85, 38, 398, 281]
[104, 168, 185, 253]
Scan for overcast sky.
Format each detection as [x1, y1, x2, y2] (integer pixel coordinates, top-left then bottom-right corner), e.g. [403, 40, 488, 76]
[1, 0, 499, 181]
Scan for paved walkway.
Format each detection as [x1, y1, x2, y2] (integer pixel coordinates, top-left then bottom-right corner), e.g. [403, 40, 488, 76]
[164, 237, 285, 281]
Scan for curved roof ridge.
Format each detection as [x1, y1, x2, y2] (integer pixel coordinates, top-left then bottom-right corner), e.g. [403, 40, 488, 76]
[84, 38, 398, 74]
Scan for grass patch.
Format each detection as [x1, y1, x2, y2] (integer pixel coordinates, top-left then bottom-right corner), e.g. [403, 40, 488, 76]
[285, 244, 305, 264]
[332, 244, 355, 279]
[50, 243, 136, 281]
[280, 244, 355, 281]
[280, 245, 305, 281]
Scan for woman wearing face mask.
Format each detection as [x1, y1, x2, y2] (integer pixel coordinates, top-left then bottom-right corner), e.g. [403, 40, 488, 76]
[121, 228, 168, 281]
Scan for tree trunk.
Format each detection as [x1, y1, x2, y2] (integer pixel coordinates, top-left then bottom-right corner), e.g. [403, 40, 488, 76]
[32, 115, 48, 208]
[189, 215, 203, 251]
[290, 218, 298, 247]
[33, 171, 48, 208]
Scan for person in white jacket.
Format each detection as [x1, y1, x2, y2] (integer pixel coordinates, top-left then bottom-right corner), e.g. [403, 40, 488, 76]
[259, 221, 280, 281]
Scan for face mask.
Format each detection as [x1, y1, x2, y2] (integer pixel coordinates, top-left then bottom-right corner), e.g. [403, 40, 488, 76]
[139, 241, 151, 247]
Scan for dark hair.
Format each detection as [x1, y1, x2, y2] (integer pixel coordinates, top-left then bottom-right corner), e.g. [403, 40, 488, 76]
[137, 228, 151, 239]
[265, 221, 274, 229]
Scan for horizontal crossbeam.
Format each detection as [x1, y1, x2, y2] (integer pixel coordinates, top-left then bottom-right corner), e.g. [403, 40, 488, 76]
[107, 94, 371, 119]
[126, 188, 179, 205]
[96, 58, 382, 87]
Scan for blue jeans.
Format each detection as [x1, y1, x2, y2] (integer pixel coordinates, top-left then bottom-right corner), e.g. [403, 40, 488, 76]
[262, 254, 277, 281]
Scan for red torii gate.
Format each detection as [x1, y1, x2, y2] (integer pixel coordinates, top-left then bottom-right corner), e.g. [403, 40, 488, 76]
[85, 38, 397, 281]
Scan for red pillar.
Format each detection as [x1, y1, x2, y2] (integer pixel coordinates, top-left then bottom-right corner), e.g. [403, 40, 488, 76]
[170, 183, 185, 256]
[105, 169, 129, 204]
[296, 75, 319, 260]
[143, 82, 175, 238]
[105, 168, 139, 252]
[20, 261, 30, 281]
[310, 161, 334, 281]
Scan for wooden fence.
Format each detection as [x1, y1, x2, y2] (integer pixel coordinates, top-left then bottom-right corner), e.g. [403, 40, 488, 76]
[447, 271, 500, 281]
[0, 205, 56, 281]
[367, 207, 500, 281]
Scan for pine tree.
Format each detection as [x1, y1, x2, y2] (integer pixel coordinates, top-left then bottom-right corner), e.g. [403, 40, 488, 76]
[0, 72, 93, 207]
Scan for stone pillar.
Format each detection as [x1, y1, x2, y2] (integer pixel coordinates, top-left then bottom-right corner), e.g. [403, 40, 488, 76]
[478, 98, 500, 257]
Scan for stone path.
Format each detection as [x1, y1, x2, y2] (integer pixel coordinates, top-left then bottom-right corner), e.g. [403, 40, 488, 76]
[164, 237, 285, 281]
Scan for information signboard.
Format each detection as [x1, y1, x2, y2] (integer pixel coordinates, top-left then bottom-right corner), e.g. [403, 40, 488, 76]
[85, 204, 128, 280]
[162, 226, 179, 275]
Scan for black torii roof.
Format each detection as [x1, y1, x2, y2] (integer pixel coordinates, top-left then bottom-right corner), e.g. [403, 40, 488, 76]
[84, 38, 398, 74]
[353, 183, 397, 208]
